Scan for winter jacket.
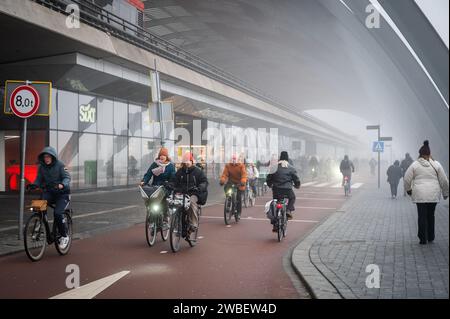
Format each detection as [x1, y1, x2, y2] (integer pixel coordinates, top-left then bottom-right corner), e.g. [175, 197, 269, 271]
[400, 156, 414, 177]
[404, 158, 449, 203]
[266, 160, 301, 190]
[33, 146, 71, 193]
[142, 161, 176, 186]
[387, 165, 403, 185]
[340, 159, 355, 177]
[220, 163, 247, 191]
[172, 165, 209, 205]
[246, 165, 259, 180]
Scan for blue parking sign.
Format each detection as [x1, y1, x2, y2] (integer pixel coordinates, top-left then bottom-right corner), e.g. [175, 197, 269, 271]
[372, 141, 384, 152]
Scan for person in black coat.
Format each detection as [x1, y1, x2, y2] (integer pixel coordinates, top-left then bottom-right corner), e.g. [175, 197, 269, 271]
[171, 152, 208, 233]
[387, 160, 403, 198]
[266, 151, 301, 228]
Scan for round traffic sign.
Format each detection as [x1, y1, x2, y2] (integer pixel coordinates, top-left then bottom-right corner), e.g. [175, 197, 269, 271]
[9, 85, 40, 118]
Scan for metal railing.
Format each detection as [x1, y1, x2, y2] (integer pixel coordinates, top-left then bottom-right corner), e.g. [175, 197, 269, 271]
[32, 0, 354, 141]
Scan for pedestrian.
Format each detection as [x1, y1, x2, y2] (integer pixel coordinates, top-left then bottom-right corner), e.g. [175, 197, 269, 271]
[404, 141, 449, 245]
[400, 153, 414, 196]
[386, 160, 402, 198]
[369, 158, 377, 176]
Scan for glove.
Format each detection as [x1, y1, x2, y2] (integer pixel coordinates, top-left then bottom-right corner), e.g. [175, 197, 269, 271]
[219, 182, 225, 186]
[407, 190, 412, 196]
[26, 184, 37, 191]
[444, 196, 448, 200]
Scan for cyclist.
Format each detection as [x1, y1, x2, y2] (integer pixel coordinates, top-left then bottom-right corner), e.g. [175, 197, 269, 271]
[220, 154, 247, 218]
[140, 147, 176, 227]
[31, 146, 71, 248]
[171, 152, 208, 235]
[266, 151, 301, 231]
[245, 159, 259, 198]
[340, 155, 355, 193]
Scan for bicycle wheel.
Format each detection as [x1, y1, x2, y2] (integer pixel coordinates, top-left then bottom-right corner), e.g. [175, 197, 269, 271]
[170, 212, 182, 252]
[55, 212, 73, 255]
[277, 211, 283, 242]
[243, 190, 249, 208]
[224, 197, 233, 225]
[145, 214, 158, 247]
[24, 213, 47, 262]
[160, 214, 170, 242]
[282, 210, 288, 238]
[249, 190, 256, 207]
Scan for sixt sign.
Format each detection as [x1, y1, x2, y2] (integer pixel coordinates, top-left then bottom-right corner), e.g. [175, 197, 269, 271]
[79, 103, 96, 123]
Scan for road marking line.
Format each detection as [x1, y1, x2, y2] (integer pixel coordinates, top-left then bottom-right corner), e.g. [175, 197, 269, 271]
[313, 182, 334, 187]
[201, 216, 319, 223]
[49, 271, 130, 299]
[253, 205, 337, 210]
[0, 205, 139, 233]
[301, 182, 318, 187]
[160, 251, 168, 254]
[198, 236, 205, 239]
[332, 183, 342, 188]
[0, 226, 17, 232]
[352, 183, 364, 189]
[72, 205, 138, 219]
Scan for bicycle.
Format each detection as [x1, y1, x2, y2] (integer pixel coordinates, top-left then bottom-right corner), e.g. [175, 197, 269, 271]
[343, 176, 350, 197]
[271, 197, 288, 242]
[167, 187, 201, 253]
[23, 185, 73, 262]
[139, 185, 170, 247]
[223, 184, 240, 225]
[243, 180, 256, 208]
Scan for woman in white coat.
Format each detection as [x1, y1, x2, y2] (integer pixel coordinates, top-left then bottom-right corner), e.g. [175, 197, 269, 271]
[404, 141, 449, 245]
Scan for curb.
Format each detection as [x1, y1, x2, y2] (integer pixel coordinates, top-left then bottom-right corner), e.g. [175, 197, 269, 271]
[291, 190, 365, 299]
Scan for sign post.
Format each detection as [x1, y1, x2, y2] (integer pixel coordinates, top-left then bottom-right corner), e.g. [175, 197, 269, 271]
[4, 80, 51, 239]
[151, 59, 164, 147]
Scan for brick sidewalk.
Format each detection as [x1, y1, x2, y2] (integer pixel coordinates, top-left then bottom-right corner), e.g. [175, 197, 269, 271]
[293, 182, 449, 299]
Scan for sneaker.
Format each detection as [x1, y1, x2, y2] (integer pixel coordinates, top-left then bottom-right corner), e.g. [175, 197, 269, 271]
[59, 236, 70, 249]
[162, 221, 170, 231]
[286, 212, 293, 220]
[272, 226, 277, 233]
[419, 240, 427, 245]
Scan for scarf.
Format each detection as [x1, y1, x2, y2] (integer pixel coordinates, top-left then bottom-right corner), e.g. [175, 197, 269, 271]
[152, 160, 170, 176]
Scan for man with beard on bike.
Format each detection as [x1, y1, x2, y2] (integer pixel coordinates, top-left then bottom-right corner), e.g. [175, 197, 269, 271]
[171, 152, 208, 235]
[220, 154, 247, 218]
[30, 147, 71, 248]
[266, 151, 301, 231]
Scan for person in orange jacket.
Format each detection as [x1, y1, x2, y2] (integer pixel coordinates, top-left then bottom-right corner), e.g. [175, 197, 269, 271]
[220, 154, 247, 217]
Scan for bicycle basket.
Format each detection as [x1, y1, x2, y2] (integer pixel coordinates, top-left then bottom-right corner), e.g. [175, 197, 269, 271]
[31, 200, 47, 212]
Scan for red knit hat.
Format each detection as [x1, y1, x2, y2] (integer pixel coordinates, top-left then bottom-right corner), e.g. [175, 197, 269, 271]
[182, 151, 194, 163]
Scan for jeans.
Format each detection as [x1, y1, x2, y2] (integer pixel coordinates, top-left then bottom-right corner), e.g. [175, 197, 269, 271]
[416, 203, 437, 242]
[188, 195, 200, 229]
[42, 191, 69, 237]
[342, 175, 352, 193]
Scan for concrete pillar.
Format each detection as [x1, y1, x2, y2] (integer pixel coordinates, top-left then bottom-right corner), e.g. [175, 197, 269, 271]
[305, 140, 316, 156]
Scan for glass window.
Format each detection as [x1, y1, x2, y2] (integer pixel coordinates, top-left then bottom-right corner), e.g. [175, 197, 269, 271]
[58, 90, 79, 131]
[49, 130, 57, 151]
[128, 137, 141, 185]
[97, 135, 114, 188]
[128, 104, 142, 137]
[58, 131, 79, 189]
[79, 133, 97, 189]
[114, 101, 128, 136]
[79, 94, 97, 133]
[97, 98, 114, 134]
[142, 139, 156, 176]
[50, 88, 58, 130]
[113, 136, 128, 186]
[142, 106, 153, 138]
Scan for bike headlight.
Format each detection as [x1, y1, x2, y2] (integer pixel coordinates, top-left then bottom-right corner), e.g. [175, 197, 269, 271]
[151, 204, 160, 212]
[227, 189, 233, 196]
[312, 168, 315, 172]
